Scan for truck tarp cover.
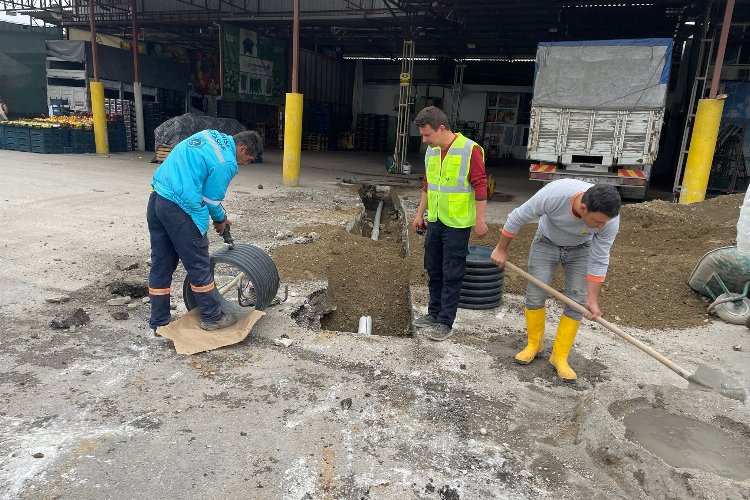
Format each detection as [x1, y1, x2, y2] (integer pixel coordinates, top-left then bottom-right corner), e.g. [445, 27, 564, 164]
[532, 38, 672, 110]
[154, 113, 246, 149]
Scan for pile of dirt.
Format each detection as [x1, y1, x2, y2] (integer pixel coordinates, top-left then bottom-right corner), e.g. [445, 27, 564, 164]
[273, 192, 742, 332]
[272, 223, 412, 336]
[464, 194, 742, 330]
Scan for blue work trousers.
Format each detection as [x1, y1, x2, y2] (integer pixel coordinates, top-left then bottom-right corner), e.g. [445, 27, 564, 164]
[147, 192, 222, 329]
[424, 219, 471, 327]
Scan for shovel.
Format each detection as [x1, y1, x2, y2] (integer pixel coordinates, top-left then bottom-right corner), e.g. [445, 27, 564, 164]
[504, 261, 746, 401]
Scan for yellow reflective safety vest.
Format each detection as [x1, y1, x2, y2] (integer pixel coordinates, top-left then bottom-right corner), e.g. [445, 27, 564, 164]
[425, 133, 484, 228]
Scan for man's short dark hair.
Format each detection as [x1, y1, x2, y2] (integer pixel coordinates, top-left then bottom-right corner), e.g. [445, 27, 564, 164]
[582, 184, 621, 218]
[414, 106, 450, 131]
[233, 130, 263, 157]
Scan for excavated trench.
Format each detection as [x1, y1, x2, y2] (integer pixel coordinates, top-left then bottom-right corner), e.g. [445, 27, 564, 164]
[347, 185, 407, 250]
[273, 184, 414, 336]
[318, 184, 413, 336]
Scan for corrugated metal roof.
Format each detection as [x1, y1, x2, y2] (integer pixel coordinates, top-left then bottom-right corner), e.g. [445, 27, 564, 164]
[95, 0, 393, 16]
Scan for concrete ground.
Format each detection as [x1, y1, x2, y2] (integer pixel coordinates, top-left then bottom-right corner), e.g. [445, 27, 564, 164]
[1, 148, 749, 500]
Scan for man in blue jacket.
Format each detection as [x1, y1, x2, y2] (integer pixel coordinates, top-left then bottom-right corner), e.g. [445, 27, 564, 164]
[147, 129, 263, 332]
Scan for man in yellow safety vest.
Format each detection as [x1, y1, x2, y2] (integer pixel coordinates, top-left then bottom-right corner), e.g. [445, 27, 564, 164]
[411, 106, 489, 341]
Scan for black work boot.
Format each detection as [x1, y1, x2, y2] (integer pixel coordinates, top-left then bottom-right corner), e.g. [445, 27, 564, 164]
[200, 312, 238, 331]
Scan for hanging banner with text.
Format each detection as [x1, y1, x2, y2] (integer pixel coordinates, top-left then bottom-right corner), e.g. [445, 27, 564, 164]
[222, 24, 285, 105]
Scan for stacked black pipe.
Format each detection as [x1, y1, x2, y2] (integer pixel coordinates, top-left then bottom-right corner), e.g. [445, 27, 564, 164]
[460, 245, 504, 309]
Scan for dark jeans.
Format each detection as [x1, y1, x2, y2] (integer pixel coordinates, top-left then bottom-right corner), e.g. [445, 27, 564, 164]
[147, 192, 221, 329]
[424, 219, 471, 327]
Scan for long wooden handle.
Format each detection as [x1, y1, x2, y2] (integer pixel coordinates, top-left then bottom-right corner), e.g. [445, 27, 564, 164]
[218, 272, 245, 296]
[504, 261, 690, 380]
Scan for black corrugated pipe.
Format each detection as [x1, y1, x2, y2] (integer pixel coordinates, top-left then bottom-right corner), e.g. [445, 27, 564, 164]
[459, 245, 504, 310]
[183, 244, 280, 312]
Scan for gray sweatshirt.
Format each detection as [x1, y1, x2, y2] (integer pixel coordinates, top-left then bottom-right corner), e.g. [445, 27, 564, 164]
[502, 179, 619, 280]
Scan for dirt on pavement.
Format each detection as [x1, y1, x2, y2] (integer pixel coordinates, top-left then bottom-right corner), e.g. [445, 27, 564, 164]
[273, 191, 743, 332]
[487, 194, 742, 330]
[273, 223, 413, 336]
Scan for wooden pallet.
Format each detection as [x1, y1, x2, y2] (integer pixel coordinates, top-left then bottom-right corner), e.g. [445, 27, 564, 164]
[302, 133, 328, 151]
[155, 144, 173, 163]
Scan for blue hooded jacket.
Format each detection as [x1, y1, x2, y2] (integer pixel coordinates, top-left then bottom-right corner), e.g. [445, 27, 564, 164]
[152, 130, 238, 235]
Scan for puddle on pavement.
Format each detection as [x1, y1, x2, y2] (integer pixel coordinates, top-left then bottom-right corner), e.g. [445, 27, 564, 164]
[624, 408, 750, 481]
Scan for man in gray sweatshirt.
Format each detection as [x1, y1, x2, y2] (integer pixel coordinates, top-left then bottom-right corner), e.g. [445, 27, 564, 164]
[490, 179, 621, 381]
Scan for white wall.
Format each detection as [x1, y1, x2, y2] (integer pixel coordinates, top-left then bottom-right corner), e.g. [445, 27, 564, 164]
[457, 91, 487, 123]
[361, 84, 398, 116]
[362, 82, 533, 127]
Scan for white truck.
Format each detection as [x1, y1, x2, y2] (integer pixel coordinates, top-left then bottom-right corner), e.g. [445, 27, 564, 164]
[526, 39, 673, 199]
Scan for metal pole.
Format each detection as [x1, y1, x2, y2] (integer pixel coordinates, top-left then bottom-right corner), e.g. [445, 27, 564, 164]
[709, 0, 735, 98]
[130, 0, 140, 83]
[292, 0, 299, 93]
[282, 0, 303, 186]
[88, 0, 99, 82]
[88, 0, 109, 154]
[131, 0, 145, 152]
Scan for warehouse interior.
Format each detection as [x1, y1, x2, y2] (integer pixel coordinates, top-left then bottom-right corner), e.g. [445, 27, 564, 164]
[1, 0, 750, 196]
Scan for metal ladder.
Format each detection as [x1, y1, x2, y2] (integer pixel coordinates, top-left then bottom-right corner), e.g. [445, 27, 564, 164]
[449, 63, 466, 129]
[673, 3, 716, 198]
[393, 39, 415, 173]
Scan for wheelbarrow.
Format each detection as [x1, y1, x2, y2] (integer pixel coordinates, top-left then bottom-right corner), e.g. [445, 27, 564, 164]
[688, 246, 750, 325]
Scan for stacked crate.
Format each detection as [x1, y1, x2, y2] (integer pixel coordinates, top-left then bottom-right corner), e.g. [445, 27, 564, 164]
[355, 114, 389, 152]
[5, 125, 31, 152]
[50, 98, 71, 117]
[65, 128, 95, 153]
[105, 99, 135, 151]
[107, 117, 128, 153]
[104, 99, 164, 152]
[304, 102, 332, 135]
[30, 128, 65, 154]
[143, 102, 162, 152]
[3, 124, 17, 151]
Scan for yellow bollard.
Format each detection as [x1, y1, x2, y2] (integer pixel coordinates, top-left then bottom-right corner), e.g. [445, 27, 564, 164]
[679, 98, 724, 204]
[282, 92, 303, 187]
[90, 81, 109, 154]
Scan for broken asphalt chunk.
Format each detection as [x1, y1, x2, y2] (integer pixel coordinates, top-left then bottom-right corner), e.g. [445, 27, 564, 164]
[50, 308, 90, 329]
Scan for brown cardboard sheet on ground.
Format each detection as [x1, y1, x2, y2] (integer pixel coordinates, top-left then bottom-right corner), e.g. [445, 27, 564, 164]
[156, 308, 265, 355]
